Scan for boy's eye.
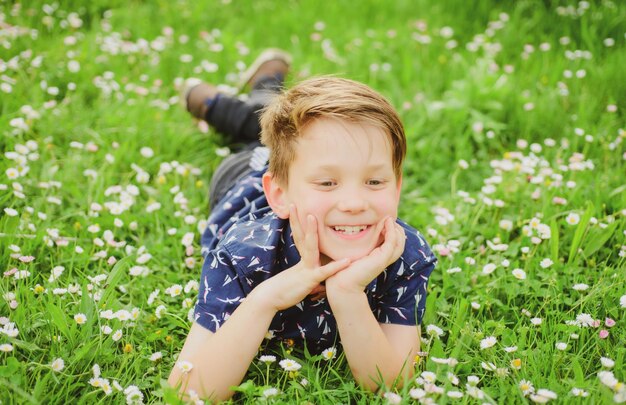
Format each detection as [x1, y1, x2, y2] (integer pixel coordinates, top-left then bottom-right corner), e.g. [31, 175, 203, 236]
[317, 180, 336, 187]
[367, 179, 385, 186]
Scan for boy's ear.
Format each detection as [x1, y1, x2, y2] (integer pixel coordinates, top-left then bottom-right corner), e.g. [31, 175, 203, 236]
[396, 174, 403, 197]
[262, 172, 290, 219]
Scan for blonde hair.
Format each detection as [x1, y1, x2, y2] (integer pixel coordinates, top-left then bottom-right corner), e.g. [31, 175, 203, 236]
[259, 76, 406, 185]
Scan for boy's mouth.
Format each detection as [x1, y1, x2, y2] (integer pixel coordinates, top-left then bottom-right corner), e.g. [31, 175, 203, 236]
[331, 225, 369, 235]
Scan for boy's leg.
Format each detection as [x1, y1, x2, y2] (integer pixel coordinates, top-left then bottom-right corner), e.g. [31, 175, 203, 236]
[184, 83, 261, 144]
[207, 146, 257, 209]
[183, 48, 291, 144]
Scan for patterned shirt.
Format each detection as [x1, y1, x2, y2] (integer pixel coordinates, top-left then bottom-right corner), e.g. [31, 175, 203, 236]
[195, 157, 437, 354]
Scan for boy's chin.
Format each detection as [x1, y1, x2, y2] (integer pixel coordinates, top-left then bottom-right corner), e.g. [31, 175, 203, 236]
[321, 235, 385, 263]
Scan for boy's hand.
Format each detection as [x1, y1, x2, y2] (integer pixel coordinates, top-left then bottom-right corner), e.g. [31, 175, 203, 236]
[250, 206, 350, 311]
[326, 217, 405, 294]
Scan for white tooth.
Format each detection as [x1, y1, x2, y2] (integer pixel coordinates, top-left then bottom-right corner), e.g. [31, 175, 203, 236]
[334, 225, 366, 234]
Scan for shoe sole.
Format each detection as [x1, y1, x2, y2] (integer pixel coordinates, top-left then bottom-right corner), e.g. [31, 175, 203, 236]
[238, 48, 292, 90]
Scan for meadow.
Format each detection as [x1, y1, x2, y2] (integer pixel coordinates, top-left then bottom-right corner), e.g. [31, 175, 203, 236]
[1, 0, 625, 403]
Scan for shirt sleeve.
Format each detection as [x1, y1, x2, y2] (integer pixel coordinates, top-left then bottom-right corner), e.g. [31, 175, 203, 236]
[194, 247, 245, 332]
[374, 256, 436, 326]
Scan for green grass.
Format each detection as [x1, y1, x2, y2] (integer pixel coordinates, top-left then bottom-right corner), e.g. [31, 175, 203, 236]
[1, 0, 625, 403]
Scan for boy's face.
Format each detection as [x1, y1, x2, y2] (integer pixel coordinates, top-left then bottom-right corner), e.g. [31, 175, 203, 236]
[270, 117, 402, 262]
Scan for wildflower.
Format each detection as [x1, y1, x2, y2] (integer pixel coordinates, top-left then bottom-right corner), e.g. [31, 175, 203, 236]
[511, 358, 522, 369]
[539, 258, 553, 268]
[447, 371, 459, 385]
[115, 310, 132, 321]
[512, 269, 526, 280]
[140, 147, 154, 158]
[165, 284, 183, 297]
[467, 375, 480, 386]
[74, 313, 87, 325]
[530, 388, 557, 403]
[555, 342, 567, 351]
[136, 253, 152, 264]
[409, 388, 426, 399]
[519, 379, 535, 396]
[447, 391, 464, 398]
[182, 281, 199, 295]
[149, 352, 163, 362]
[125, 386, 144, 404]
[601, 357, 615, 368]
[262, 388, 279, 398]
[155, 305, 166, 319]
[181, 232, 195, 247]
[49, 266, 65, 282]
[300, 378, 308, 387]
[259, 355, 276, 363]
[184, 257, 196, 269]
[530, 317, 542, 325]
[51, 358, 65, 372]
[176, 360, 194, 373]
[112, 330, 123, 341]
[0, 343, 14, 352]
[569, 313, 596, 327]
[605, 318, 616, 327]
[129, 266, 149, 277]
[480, 336, 497, 349]
[420, 371, 437, 383]
[599, 329, 609, 339]
[504, 346, 518, 353]
[565, 213, 580, 225]
[481, 362, 497, 371]
[598, 371, 619, 388]
[98, 379, 112, 395]
[147, 289, 160, 305]
[570, 388, 588, 397]
[279, 359, 302, 371]
[496, 368, 509, 377]
[621, 295, 626, 308]
[383, 392, 402, 404]
[466, 385, 485, 399]
[499, 219, 513, 231]
[321, 347, 336, 361]
[4, 208, 18, 216]
[482, 263, 497, 275]
[426, 324, 444, 337]
[572, 283, 589, 291]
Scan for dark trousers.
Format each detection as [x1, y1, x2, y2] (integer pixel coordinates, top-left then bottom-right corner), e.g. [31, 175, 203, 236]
[206, 77, 282, 208]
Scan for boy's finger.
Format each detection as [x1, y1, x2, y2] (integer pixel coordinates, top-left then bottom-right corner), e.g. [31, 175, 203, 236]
[302, 214, 319, 267]
[289, 204, 304, 245]
[317, 258, 351, 280]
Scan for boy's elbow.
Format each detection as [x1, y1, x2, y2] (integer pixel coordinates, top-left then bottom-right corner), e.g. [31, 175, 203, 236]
[353, 362, 415, 392]
[167, 369, 232, 403]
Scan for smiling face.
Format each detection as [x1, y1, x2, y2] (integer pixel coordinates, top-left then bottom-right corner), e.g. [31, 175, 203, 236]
[264, 117, 402, 262]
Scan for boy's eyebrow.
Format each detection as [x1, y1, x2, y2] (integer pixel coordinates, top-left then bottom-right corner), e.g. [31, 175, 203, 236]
[314, 163, 393, 172]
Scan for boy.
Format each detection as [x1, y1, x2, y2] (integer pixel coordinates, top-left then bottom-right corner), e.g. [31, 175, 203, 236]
[169, 50, 437, 401]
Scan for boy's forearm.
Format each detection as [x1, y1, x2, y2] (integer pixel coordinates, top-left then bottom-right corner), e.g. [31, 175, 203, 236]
[327, 288, 416, 391]
[168, 292, 277, 401]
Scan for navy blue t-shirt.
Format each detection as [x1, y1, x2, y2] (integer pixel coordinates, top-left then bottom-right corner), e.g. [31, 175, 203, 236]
[195, 165, 437, 353]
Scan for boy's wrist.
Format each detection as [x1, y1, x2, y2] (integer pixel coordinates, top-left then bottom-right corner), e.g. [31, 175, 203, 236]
[325, 282, 367, 302]
[247, 284, 282, 314]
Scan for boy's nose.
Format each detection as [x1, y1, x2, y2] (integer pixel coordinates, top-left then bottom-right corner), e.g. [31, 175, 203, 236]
[337, 195, 369, 213]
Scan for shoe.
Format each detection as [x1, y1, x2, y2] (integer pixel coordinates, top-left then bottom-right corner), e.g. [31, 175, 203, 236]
[238, 48, 292, 91]
[181, 78, 220, 120]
